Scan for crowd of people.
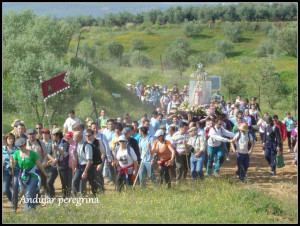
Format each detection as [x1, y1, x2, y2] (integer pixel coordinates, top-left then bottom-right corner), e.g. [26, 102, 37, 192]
[3, 85, 298, 212]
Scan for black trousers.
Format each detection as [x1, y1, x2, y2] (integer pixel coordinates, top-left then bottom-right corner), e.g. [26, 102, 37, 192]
[45, 165, 58, 198]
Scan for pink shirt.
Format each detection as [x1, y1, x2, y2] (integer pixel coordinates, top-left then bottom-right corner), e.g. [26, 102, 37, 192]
[68, 141, 77, 168]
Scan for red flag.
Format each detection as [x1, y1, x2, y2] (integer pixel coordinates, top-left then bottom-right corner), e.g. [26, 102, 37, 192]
[41, 72, 70, 100]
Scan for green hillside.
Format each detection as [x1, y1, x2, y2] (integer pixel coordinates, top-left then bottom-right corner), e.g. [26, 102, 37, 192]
[3, 21, 297, 133]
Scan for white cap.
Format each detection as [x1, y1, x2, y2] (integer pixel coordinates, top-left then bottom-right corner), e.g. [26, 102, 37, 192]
[154, 129, 164, 138]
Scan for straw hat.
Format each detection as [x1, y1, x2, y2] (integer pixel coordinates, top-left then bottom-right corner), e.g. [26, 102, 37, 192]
[11, 119, 24, 127]
[238, 123, 248, 132]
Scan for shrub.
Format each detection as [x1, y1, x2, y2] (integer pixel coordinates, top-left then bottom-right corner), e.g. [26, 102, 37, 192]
[215, 39, 234, 55]
[121, 53, 131, 66]
[105, 41, 124, 59]
[183, 21, 203, 37]
[129, 51, 153, 67]
[261, 22, 276, 35]
[205, 51, 227, 64]
[130, 37, 144, 51]
[257, 40, 274, 57]
[223, 22, 243, 42]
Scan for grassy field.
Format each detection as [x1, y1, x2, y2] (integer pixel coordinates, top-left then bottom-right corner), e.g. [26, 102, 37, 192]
[3, 178, 297, 223]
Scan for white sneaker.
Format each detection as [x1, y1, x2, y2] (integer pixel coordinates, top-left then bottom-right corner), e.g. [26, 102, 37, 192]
[213, 172, 221, 177]
[288, 149, 291, 153]
[262, 151, 265, 154]
[226, 157, 230, 161]
[108, 181, 115, 186]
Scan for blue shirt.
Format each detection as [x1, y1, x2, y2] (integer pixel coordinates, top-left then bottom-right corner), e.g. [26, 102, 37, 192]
[2, 145, 20, 173]
[150, 117, 160, 133]
[230, 117, 246, 126]
[104, 129, 116, 148]
[139, 136, 154, 162]
[132, 133, 141, 143]
[282, 117, 297, 132]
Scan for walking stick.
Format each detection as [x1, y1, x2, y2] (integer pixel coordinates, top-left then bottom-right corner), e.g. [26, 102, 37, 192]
[11, 158, 17, 213]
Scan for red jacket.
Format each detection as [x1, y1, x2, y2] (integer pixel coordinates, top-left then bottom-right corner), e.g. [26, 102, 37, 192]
[274, 121, 287, 142]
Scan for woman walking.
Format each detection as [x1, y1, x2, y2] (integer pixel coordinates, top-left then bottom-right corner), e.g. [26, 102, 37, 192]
[51, 128, 70, 198]
[115, 135, 138, 192]
[11, 138, 49, 211]
[150, 129, 175, 188]
[3, 133, 20, 211]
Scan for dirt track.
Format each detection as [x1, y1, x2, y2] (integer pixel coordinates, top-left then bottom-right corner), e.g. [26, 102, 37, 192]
[2, 135, 298, 213]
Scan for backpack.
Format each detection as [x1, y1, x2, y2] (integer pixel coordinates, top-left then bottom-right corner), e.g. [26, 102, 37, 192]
[206, 126, 223, 141]
[82, 140, 102, 165]
[205, 126, 213, 141]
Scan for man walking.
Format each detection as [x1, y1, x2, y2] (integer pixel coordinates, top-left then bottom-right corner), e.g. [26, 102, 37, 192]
[206, 119, 235, 177]
[171, 121, 190, 184]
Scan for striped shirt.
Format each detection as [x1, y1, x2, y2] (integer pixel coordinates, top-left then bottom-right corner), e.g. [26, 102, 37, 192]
[171, 131, 189, 155]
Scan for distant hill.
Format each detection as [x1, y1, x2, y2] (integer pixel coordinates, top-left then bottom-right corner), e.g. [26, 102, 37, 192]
[2, 2, 217, 18]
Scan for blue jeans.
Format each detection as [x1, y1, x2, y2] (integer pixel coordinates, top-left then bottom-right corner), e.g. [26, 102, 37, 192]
[20, 177, 39, 211]
[103, 159, 115, 183]
[236, 153, 249, 181]
[3, 170, 19, 210]
[139, 161, 156, 187]
[264, 142, 277, 172]
[190, 153, 205, 180]
[207, 145, 224, 175]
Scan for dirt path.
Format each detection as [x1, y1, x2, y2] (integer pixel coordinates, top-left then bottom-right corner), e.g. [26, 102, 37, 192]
[3, 134, 298, 213]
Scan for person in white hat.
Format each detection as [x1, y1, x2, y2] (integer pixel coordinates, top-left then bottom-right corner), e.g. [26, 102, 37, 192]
[114, 135, 138, 192]
[231, 123, 254, 182]
[149, 129, 176, 188]
[185, 127, 207, 180]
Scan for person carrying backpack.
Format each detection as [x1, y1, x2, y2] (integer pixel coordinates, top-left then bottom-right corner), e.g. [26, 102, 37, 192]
[231, 123, 254, 182]
[262, 116, 282, 176]
[206, 119, 235, 177]
[114, 135, 138, 192]
[186, 127, 206, 180]
[72, 131, 98, 196]
[84, 128, 104, 193]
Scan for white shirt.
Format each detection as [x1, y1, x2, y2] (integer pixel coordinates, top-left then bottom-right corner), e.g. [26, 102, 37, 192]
[167, 101, 176, 114]
[77, 140, 93, 165]
[63, 117, 82, 132]
[208, 126, 235, 147]
[257, 119, 267, 133]
[116, 146, 137, 170]
[234, 132, 254, 154]
[95, 132, 111, 162]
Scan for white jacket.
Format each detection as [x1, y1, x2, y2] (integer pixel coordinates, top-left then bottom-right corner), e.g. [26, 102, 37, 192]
[208, 126, 235, 147]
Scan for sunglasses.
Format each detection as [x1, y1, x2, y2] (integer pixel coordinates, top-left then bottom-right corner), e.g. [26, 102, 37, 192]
[119, 141, 126, 143]
[86, 134, 92, 137]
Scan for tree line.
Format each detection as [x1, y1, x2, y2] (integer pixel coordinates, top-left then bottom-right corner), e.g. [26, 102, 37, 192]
[61, 3, 297, 28]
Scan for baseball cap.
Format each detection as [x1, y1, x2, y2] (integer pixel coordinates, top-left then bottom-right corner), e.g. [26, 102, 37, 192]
[15, 138, 26, 147]
[154, 129, 164, 138]
[118, 135, 127, 142]
[42, 129, 50, 134]
[65, 131, 73, 139]
[27, 128, 37, 135]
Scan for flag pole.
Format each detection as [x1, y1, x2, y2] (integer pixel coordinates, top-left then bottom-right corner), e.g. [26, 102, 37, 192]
[38, 69, 52, 130]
